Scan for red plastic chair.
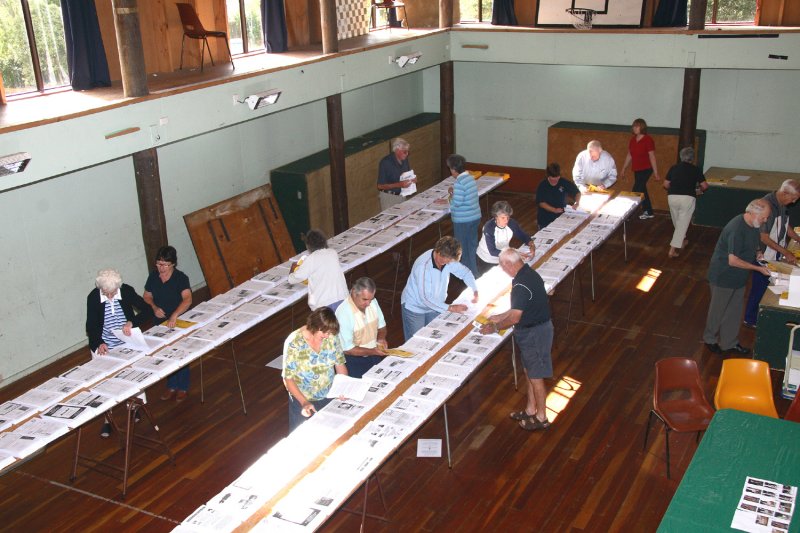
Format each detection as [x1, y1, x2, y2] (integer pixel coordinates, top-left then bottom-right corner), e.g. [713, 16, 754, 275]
[785, 393, 800, 422]
[643, 357, 715, 478]
[176, 3, 234, 72]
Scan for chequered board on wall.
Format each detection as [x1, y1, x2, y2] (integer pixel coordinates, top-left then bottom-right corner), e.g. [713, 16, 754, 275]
[337, 0, 369, 40]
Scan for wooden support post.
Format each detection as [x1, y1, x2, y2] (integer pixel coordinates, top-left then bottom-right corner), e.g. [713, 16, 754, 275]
[440, 61, 455, 181]
[326, 94, 349, 234]
[319, 0, 339, 54]
[133, 149, 168, 267]
[111, 0, 149, 97]
[678, 68, 701, 156]
[439, 0, 454, 28]
[688, 0, 707, 29]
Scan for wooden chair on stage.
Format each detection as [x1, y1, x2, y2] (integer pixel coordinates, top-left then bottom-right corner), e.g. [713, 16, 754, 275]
[176, 3, 234, 72]
[370, 0, 410, 30]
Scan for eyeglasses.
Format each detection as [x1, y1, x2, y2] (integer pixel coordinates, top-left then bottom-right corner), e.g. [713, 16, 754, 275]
[155, 261, 173, 268]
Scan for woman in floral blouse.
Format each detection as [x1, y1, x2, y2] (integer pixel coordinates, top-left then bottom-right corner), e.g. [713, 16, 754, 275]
[282, 307, 348, 432]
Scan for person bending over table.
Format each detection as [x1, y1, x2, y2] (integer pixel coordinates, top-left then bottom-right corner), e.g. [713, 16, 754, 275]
[282, 307, 348, 433]
[336, 277, 388, 379]
[400, 236, 479, 341]
[572, 140, 617, 193]
[143, 246, 193, 402]
[376, 137, 417, 211]
[479, 248, 554, 432]
[743, 179, 800, 327]
[662, 147, 708, 259]
[446, 153, 482, 276]
[476, 200, 534, 276]
[86, 268, 152, 438]
[703, 199, 771, 355]
[288, 229, 348, 311]
[536, 162, 580, 229]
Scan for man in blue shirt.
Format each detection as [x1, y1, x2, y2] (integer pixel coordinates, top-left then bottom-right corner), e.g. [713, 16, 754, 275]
[401, 236, 479, 340]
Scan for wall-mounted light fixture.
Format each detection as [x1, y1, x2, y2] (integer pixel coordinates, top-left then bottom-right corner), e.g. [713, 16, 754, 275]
[0, 152, 31, 177]
[395, 52, 422, 69]
[238, 89, 282, 110]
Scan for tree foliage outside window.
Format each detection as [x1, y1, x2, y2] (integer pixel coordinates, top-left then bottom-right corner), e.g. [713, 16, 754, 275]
[226, 0, 264, 55]
[0, 0, 68, 96]
[460, 0, 492, 22]
[689, 0, 756, 23]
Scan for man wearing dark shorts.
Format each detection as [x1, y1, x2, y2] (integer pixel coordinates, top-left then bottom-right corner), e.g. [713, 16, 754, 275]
[479, 248, 553, 431]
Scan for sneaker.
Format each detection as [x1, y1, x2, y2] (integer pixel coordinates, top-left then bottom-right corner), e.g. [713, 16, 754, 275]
[134, 412, 141, 424]
[727, 343, 752, 355]
[705, 342, 722, 354]
[100, 422, 112, 438]
[639, 212, 655, 220]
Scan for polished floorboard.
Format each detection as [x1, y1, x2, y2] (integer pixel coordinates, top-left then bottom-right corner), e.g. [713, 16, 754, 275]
[0, 191, 791, 532]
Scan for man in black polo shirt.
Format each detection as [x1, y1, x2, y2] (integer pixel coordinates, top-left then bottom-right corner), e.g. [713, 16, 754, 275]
[376, 137, 417, 211]
[479, 248, 554, 431]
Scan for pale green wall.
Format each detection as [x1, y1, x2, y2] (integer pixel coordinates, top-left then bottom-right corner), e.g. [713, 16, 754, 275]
[0, 158, 147, 381]
[453, 62, 800, 173]
[0, 77, 424, 384]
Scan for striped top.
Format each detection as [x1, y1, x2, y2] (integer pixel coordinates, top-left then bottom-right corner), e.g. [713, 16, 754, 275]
[450, 172, 481, 223]
[101, 291, 127, 348]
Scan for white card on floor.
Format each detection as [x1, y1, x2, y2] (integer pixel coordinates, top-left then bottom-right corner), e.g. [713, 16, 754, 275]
[417, 439, 442, 458]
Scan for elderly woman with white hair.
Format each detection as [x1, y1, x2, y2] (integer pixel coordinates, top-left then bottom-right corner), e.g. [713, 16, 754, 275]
[663, 147, 708, 258]
[86, 268, 151, 437]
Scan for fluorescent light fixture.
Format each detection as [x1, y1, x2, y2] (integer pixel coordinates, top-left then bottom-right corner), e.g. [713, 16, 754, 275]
[394, 52, 422, 68]
[244, 89, 282, 110]
[0, 152, 31, 177]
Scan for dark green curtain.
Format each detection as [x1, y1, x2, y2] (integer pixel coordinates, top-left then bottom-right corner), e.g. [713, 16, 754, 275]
[261, 0, 288, 53]
[492, 0, 519, 25]
[653, 0, 688, 26]
[60, 0, 110, 90]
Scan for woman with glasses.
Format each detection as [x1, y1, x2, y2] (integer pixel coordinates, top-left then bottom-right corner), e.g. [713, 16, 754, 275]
[143, 246, 192, 401]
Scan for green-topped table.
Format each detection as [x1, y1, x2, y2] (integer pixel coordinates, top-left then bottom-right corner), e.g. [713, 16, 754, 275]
[658, 409, 800, 533]
[695, 167, 800, 228]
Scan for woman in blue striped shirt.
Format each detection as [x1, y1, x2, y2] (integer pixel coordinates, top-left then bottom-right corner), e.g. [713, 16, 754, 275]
[446, 154, 482, 276]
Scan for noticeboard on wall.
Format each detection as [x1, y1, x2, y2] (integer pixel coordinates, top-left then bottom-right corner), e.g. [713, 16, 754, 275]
[536, 0, 646, 27]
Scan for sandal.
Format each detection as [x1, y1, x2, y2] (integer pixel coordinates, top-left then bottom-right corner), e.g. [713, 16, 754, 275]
[509, 410, 530, 421]
[518, 415, 550, 431]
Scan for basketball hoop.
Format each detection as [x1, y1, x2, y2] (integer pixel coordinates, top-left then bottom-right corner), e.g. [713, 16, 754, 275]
[566, 7, 596, 30]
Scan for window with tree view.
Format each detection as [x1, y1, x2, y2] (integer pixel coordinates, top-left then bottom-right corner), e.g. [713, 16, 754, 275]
[690, 0, 757, 24]
[460, 0, 492, 22]
[0, 0, 69, 97]
[226, 0, 264, 55]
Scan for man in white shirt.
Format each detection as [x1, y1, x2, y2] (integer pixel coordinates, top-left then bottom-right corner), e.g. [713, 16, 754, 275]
[572, 140, 618, 192]
[335, 277, 388, 378]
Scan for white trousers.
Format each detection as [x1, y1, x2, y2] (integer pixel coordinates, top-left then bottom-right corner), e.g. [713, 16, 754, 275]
[668, 195, 696, 249]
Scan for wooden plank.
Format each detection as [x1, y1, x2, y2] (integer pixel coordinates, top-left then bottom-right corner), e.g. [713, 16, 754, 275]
[286, 0, 311, 47]
[132, 148, 168, 268]
[183, 184, 296, 296]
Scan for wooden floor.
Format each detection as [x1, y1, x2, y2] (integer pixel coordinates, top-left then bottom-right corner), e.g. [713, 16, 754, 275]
[0, 191, 792, 532]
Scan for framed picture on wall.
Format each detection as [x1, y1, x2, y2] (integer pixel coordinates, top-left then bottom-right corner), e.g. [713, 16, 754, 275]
[536, 0, 646, 28]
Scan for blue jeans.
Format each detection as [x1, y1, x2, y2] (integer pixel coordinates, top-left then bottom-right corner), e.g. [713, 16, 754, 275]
[167, 367, 190, 392]
[288, 395, 331, 434]
[401, 305, 440, 341]
[744, 267, 770, 325]
[453, 218, 480, 276]
[345, 354, 383, 379]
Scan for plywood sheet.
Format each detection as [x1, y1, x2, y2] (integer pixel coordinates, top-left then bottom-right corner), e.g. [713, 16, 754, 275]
[184, 184, 296, 296]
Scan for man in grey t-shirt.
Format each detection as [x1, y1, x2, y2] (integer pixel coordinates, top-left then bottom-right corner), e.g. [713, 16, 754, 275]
[703, 199, 771, 355]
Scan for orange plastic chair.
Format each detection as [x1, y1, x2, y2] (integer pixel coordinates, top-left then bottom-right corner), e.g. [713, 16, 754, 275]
[714, 358, 778, 418]
[785, 393, 800, 422]
[643, 357, 714, 478]
[176, 3, 234, 72]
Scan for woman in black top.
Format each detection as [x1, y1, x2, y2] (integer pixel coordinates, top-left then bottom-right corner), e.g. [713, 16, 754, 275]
[663, 147, 708, 258]
[143, 246, 192, 401]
